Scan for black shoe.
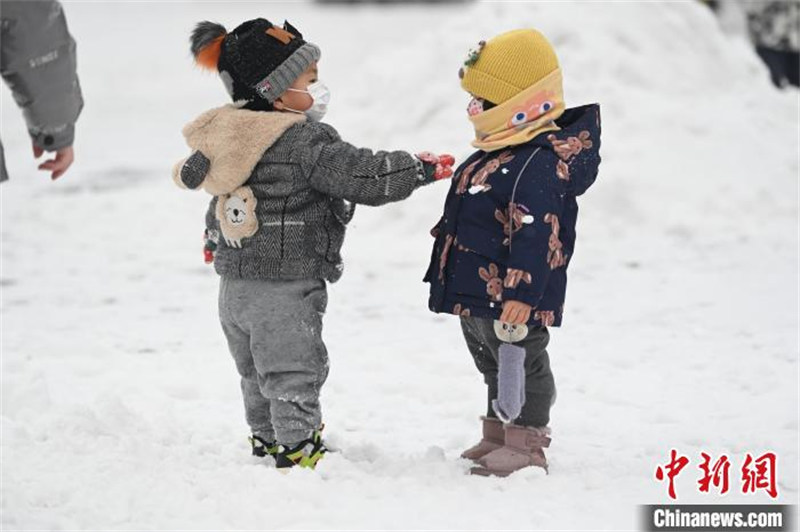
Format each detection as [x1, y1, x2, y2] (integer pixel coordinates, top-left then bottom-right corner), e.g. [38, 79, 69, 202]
[249, 434, 279, 458]
[274, 429, 327, 470]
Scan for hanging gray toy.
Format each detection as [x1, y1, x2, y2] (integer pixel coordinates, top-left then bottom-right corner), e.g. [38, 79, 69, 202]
[491, 320, 528, 423]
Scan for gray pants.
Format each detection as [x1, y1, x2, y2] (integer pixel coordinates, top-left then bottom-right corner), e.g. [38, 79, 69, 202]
[460, 316, 556, 427]
[218, 277, 329, 445]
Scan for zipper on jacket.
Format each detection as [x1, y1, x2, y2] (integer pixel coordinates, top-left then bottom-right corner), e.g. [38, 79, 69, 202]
[507, 147, 541, 252]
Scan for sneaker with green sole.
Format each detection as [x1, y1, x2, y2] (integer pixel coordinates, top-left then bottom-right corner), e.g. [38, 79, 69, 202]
[275, 429, 328, 470]
[249, 434, 279, 458]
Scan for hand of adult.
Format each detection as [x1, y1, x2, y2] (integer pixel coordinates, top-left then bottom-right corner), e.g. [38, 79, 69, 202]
[33, 142, 74, 180]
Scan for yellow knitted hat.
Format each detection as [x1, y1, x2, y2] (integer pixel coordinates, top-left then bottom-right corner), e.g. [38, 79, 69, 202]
[460, 29, 559, 105]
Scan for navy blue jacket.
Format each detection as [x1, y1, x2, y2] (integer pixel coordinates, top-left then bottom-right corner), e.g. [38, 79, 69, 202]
[424, 104, 601, 327]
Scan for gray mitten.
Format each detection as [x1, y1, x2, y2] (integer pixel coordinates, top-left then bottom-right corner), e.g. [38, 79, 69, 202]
[492, 343, 527, 423]
[180, 150, 211, 189]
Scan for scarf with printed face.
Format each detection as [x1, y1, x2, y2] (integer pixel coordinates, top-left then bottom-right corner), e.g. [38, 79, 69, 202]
[469, 68, 565, 152]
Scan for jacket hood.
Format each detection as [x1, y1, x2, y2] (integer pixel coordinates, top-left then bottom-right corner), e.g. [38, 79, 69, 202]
[173, 104, 305, 196]
[533, 103, 601, 196]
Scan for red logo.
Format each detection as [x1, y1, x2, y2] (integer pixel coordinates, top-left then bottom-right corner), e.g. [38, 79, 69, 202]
[741, 452, 778, 499]
[655, 449, 690, 500]
[655, 450, 778, 500]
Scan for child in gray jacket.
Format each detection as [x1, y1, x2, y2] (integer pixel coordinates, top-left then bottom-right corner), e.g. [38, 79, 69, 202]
[173, 18, 453, 470]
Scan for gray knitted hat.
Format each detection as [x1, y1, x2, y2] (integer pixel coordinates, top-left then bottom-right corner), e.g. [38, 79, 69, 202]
[191, 19, 321, 109]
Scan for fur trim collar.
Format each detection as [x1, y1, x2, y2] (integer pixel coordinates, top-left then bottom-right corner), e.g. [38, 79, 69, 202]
[176, 104, 305, 195]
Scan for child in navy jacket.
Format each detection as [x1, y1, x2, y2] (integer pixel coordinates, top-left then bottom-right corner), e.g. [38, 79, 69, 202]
[424, 29, 601, 476]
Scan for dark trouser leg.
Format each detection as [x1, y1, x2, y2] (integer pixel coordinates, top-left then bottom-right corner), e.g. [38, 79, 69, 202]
[518, 333, 555, 427]
[756, 46, 800, 88]
[460, 316, 499, 419]
[785, 50, 799, 87]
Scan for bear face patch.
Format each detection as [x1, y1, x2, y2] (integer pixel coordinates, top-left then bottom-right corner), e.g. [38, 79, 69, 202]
[215, 186, 259, 248]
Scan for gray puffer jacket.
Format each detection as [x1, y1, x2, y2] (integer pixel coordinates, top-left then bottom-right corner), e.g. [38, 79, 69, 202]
[173, 105, 434, 283]
[0, 0, 84, 182]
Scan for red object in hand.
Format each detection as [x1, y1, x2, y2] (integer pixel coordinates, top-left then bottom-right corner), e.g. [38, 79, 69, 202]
[204, 249, 215, 264]
[417, 152, 456, 181]
[435, 163, 454, 180]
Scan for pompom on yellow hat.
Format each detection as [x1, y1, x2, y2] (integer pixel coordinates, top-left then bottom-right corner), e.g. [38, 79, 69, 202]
[460, 29, 559, 104]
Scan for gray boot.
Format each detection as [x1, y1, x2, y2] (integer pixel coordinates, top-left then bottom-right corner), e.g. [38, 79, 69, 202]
[471, 424, 551, 477]
[460, 417, 504, 462]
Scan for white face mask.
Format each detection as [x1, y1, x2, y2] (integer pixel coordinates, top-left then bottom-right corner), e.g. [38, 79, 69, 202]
[285, 81, 330, 122]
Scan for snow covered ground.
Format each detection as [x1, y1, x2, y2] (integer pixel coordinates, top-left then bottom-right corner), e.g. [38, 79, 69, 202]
[1, 1, 798, 530]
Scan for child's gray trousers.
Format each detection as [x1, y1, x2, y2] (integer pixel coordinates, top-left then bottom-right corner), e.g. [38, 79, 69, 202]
[218, 277, 329, 445]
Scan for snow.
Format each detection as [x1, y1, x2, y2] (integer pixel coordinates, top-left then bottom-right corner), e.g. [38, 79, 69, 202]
[1, 1, 798, 530]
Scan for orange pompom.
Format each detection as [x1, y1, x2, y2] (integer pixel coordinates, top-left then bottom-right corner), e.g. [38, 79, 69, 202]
[195, 35, 225, 70]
